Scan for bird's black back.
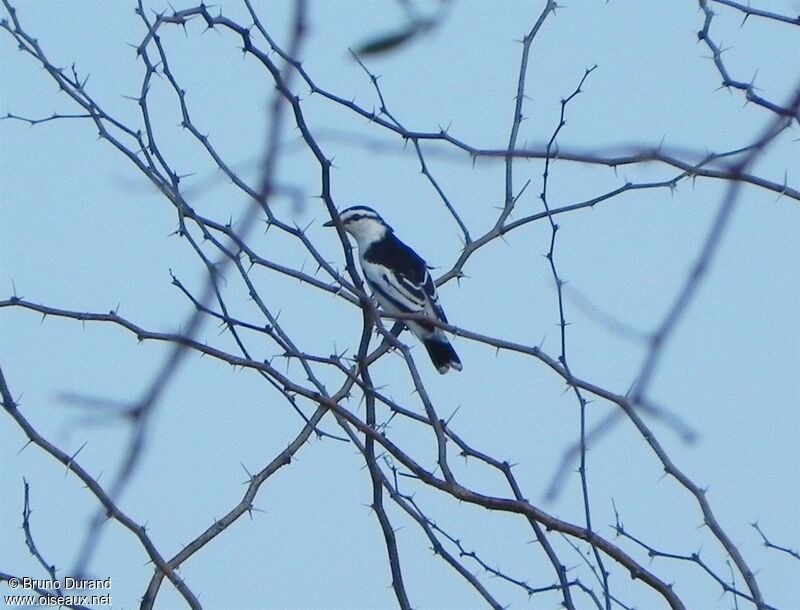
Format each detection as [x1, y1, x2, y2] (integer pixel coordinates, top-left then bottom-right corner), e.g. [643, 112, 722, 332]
[363, 231, 427, 285]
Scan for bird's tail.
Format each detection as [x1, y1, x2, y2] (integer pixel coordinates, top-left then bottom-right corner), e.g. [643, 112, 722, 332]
[423, 337, 462, 374]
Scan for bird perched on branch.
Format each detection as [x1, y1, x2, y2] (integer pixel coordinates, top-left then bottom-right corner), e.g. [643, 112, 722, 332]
[324, 206, 462, 374]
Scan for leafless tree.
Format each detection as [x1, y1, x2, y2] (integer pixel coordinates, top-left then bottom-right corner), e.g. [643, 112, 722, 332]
[1, 2, 798, 609]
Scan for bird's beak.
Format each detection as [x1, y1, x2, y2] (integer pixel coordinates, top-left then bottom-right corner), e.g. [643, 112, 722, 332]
[322, 219, 335, 227]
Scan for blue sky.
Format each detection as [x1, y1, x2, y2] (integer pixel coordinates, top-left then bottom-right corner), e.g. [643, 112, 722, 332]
[1, 2, 798, 609]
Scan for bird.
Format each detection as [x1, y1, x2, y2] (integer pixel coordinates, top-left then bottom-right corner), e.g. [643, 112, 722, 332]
[324, 206, 462, 374]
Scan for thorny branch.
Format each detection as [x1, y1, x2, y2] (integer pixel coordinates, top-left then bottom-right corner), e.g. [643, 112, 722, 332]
[1, 2, 796, 609]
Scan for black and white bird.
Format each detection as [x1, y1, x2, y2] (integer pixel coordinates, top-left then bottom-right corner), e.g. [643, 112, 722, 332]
[324, 206, 462, 374]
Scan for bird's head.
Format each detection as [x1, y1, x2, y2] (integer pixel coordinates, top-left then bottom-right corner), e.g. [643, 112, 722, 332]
[323, 206, 391, 245]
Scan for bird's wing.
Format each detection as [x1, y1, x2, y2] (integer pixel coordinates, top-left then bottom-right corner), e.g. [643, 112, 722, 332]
[361, 234, 448, 330]
[384, 238, 449, 325]
[364, 264, 424, 314]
